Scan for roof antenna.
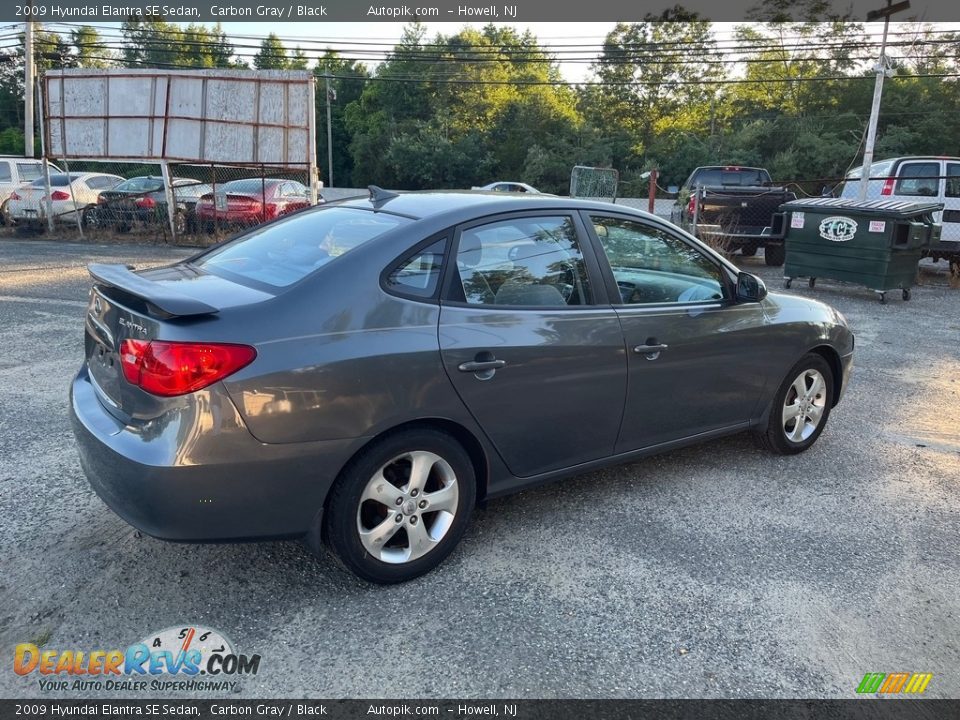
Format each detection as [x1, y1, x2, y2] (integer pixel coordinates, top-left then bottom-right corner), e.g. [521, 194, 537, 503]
[368, 185, 399, 206]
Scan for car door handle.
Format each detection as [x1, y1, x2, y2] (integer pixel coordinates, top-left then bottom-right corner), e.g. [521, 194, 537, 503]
[634, 343, 668, 360]
[458, 359, 507, 373]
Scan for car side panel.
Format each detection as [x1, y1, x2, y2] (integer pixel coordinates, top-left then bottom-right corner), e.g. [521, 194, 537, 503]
[220, 290, 476, 446]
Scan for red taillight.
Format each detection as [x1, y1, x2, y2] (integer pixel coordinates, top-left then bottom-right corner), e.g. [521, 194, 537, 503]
[880, 177, 895, 196]
[263, 202, 278, 219]
[118, 339, 256, 397]
[136, 196, 156, 209]
[9, 192, 20, 201]
[687, 195, 697, 216]
[50, 190, 70, 200]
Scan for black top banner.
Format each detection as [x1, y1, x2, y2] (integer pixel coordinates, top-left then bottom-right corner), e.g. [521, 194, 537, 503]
[2, 0, 960, 23]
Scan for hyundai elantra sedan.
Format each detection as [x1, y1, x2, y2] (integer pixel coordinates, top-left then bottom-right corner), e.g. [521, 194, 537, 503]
[71, 189, 854, 583]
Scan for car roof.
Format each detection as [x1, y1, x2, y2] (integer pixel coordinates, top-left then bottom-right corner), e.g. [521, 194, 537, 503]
[335, 190, 655, 222]
[851, 155, 960, 172]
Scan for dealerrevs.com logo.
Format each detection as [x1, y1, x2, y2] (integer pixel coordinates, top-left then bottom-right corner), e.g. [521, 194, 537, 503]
[14, 625, 261, 693]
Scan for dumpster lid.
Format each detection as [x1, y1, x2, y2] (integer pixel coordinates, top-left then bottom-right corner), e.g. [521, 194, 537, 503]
[780, 197, 943, 218]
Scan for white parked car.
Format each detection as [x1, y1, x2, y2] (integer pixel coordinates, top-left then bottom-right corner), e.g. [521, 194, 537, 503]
[0, 157, 62, 223]
[7, 172, 123, 226]
[471, 181, 542, 194]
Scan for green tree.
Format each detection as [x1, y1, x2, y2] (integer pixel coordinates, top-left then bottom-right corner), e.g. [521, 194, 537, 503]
[70, 26, 113, 68]
[314, 51, 369, 186]
[253, 33, 290, 70]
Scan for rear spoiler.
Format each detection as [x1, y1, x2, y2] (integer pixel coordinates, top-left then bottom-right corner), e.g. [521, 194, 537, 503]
[88, 263, 219, 317]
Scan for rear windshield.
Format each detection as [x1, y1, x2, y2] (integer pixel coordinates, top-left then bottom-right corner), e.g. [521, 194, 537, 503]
[114, 177, 164, 193]
[693, 168, 770, 186]
[195, 207, 411, 288]
[30, 173, 82, 187]
[839, 160, 897, 198]
[219, 179, 281, 194]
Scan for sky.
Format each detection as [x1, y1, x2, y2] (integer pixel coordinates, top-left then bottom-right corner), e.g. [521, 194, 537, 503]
[214, 21, 622, 82]
[35, 19, 960, 83]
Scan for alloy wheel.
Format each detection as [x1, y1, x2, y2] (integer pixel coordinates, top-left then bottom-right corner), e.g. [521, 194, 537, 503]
[356, 450, 459, 564]
[781, 369, 827, 443]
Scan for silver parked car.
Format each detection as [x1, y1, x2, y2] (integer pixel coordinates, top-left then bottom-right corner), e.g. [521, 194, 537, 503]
[71, 190, 854, 583]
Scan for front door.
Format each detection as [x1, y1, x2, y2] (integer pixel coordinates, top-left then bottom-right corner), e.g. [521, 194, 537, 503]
[438, 213, 627, 478]
[584, 213, 771, 453]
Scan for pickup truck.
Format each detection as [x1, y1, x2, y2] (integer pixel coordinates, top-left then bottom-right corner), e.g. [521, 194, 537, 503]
[670, 166, 795, 266]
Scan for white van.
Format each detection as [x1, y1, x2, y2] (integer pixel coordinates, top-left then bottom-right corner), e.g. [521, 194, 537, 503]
[840, 156, 959, 269]
[0, 156, 63, 223]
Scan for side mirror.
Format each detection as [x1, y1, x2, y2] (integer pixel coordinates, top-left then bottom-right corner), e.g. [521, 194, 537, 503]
[736, 272, 768, 303]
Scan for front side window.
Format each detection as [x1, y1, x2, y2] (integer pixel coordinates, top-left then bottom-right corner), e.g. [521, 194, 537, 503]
[455, 216, 591, 307]
[591, 216, 728, 305]
[895, 162, 940, 197]
[196, 207, 410, 289]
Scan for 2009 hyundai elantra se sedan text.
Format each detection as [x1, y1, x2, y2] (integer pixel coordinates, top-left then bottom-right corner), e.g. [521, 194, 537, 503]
[71, 189, 854, 583]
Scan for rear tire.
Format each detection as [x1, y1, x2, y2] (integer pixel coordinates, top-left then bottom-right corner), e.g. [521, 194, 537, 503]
[740, 243, 758, 257]
[764, 243, 785, 266]
[755, 353, 833, 455]
[322, 429, 476, 584]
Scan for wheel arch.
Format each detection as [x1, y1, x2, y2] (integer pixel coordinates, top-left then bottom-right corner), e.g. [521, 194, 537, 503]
[808, 344, 843, 407]
[307, 417, 491, 553]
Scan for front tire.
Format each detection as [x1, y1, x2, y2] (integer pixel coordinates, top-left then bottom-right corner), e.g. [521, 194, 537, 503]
[322, 429, 476, 584]
[756, 353, 833, 455]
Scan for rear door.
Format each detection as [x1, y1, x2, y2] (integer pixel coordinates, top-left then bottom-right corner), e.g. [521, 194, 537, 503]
[894, 160, 943, 207]
[943, 162, 960, 249]
[438, 212, 627, 478]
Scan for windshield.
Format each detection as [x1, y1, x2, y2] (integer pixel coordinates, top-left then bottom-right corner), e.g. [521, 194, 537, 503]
[195, 207, 411, 288]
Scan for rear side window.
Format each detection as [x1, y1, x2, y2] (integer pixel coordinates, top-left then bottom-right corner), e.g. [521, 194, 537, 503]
[895, 162, 940, 197]
[0, 162, 10, 182]
[946, 164, 960, 198]
[385, 239, 446, 298]
[196, 207, 410, 289]
[16, 162, 43, 182]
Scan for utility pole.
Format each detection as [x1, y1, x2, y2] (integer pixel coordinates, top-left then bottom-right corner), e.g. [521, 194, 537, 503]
[324, 74, 335, 188]
[859, 0, 910, 201]
[24, 17, 35, 157]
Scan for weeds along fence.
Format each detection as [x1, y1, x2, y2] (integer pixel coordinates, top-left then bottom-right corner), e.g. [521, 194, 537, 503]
[0, 160, 314, 246]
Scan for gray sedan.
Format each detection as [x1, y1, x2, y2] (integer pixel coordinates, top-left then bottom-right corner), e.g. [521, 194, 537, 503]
[70, 190, 854, 583]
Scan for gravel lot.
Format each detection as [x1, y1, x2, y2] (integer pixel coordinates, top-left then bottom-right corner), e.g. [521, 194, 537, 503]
[0, 238, 957, 699]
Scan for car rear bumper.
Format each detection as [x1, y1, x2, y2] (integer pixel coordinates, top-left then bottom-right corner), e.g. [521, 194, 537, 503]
[70, 366, 364, 542]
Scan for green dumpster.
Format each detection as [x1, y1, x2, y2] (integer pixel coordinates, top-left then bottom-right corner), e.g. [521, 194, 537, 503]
[778, 198, 942, 302]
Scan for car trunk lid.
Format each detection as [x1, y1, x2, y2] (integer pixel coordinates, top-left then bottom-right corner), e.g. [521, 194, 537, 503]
[84, 263, 271, 418]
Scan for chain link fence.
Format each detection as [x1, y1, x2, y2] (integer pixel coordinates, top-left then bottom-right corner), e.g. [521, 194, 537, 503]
[570, 166, 619, 201]
[0, 160, 314, 246]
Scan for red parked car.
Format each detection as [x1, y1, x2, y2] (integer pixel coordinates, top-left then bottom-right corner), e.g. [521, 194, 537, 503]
[195, 178, 315, 230]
